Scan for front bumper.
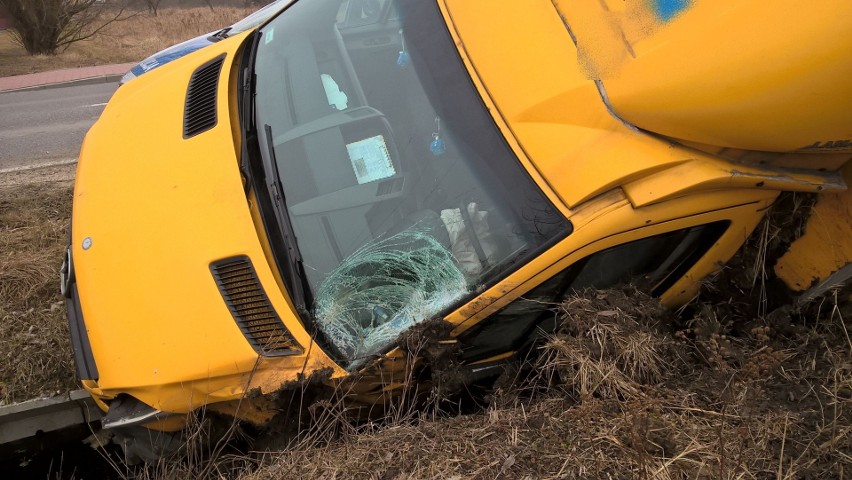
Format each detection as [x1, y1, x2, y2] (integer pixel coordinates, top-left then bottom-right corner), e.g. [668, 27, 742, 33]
[62, 246, 99, 382]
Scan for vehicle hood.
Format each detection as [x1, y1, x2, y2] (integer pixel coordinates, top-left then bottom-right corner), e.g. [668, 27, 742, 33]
[73, 32, 342, 412]
[122, 33, 215, 84]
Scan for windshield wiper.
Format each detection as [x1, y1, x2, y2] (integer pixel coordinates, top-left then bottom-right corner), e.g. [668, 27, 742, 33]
[237, 31, 311, 315]
[261, 123, 313, 315]
[210, 27, 232, 42]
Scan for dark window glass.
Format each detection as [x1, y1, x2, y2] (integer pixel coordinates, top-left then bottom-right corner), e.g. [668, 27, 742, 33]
[459, 221, 729, 362]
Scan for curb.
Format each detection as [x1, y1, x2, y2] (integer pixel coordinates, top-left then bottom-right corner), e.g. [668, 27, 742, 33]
[0, 73, 125, 94]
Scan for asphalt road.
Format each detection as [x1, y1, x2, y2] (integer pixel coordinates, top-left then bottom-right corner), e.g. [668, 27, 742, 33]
[0, 82, 117, 172]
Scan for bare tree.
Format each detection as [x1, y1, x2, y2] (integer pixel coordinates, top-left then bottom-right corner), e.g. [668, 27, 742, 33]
[0, 0, 133, 55]
[142, 0, 162, 16]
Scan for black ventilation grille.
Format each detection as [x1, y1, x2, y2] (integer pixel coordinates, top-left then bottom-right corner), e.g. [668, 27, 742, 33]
[211, 256, 302, 356]
[183, 56, 224, 138]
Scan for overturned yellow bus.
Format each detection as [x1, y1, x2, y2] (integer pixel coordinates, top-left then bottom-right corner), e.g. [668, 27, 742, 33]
[63, 0, 852, 460]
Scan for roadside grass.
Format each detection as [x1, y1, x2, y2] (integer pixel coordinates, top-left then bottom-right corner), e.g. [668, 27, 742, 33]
[0, 168, 76, 404]
[0, 6, 253, 78]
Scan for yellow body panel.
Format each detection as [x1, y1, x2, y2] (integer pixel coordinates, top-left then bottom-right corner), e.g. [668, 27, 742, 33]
[776, 163, 852, 291]
[553, 0, 852, 153]
[73, 32, 343, 414]
[439, 0, 843, 212]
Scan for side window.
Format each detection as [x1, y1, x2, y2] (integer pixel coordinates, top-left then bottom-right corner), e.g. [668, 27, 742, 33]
[458, 221, 729, 362]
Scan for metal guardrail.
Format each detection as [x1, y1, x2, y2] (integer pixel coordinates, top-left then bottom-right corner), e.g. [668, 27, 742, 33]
[0, 389, 102, 459]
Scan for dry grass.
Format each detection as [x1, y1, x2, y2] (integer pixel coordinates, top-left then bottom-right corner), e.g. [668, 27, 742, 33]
[0, 6, 253, 77]
[0, 166, 77, 404]
[235, 288, 851, 480]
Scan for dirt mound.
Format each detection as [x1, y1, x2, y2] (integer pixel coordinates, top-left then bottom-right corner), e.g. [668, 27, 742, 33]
[537, 286, 679, 398]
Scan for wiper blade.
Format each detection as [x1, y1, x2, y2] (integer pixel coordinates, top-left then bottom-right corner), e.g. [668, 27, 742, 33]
[237, 31, 311, 316]
[210, 27, 232, 41]
[262, 123, 313, 313]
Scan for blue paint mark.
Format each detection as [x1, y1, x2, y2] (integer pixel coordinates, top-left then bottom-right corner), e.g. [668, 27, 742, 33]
[653, 0, 691, 21]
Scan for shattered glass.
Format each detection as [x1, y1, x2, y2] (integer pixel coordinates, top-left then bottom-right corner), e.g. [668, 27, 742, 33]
[315, 227, 467, 366]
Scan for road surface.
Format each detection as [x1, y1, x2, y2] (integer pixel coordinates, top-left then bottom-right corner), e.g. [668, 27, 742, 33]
[0, 82, 117, 172]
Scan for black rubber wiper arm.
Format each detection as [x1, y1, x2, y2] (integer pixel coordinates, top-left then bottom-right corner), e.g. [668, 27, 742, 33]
[210, 27, 232, 42]
[262, 124, 313, 313]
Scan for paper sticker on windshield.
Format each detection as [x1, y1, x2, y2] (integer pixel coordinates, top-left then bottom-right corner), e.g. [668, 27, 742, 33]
[347, 135, 395, 184]
[265, 28, 274, 44]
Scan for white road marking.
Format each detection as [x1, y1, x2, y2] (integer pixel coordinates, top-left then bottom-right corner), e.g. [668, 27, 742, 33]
[87, 102, 108, 107]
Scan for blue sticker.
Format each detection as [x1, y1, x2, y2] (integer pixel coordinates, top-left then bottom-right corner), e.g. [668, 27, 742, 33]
[653, 0, 691, 21]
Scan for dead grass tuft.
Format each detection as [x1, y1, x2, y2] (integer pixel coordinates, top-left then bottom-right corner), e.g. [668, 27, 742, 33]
[0, 172, 76, 404]
[544, 287, 678, 395]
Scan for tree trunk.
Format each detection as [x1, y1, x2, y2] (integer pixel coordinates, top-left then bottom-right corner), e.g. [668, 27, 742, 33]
[0, 0, 130, 56]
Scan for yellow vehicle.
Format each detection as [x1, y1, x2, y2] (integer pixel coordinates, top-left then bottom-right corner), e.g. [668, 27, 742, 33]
[63, 0, 852, 460]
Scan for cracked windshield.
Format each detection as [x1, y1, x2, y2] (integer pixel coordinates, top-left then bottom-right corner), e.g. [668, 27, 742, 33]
[253, 0, 567, 365]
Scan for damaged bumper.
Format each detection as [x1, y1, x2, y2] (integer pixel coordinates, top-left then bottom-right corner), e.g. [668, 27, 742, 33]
[62, 246, 99, 382]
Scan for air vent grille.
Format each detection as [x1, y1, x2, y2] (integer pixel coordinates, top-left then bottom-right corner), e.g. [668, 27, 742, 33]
[211, 256, 302, 356]
[183, 56, 224, 138]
